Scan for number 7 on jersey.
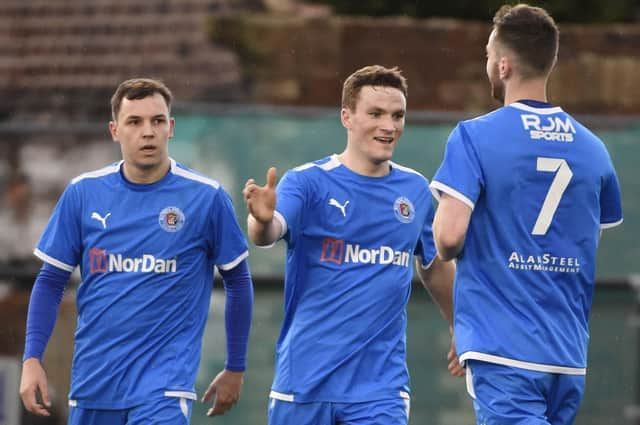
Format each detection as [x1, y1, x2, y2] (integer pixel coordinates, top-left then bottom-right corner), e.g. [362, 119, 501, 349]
[532, 157, 573, 235]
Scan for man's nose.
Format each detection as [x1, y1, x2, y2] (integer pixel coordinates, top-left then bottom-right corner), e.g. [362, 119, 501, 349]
[142, 120, 154, 137]
[380, 116, 396, 133]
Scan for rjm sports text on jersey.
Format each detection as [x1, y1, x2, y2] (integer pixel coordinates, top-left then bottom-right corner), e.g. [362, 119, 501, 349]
[521, 114, 576, 142]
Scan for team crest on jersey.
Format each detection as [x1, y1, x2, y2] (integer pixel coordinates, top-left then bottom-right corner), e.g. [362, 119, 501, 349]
[158, 206, 185, 232]
[393, 197, 414, 223]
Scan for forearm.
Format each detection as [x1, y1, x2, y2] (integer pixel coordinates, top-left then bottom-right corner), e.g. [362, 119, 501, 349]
[220, 259, 254, 371]
[415, 257, 455, 325]
[247, 215, 282, 247]
[24, 263, 71, 361]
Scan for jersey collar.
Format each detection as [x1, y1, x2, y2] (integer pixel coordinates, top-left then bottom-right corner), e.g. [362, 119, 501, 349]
[509, 100, 563, 115]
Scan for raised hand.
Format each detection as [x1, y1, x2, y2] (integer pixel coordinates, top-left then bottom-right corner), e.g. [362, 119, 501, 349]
[243, 167, 277, 224]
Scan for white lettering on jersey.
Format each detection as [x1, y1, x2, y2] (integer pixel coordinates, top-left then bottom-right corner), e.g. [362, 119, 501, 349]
[109, 254, 177, 273]
[89, 248, 177, 274]
[344, 243, 410, 267]
[520, 114, 576, 142]
[320, 238, 410, 267]
[507, 251, 580, 274]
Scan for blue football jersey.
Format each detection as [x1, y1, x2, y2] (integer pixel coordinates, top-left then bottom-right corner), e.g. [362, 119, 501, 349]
[34, 159, 248, 409]
[269, 154, 437, 403]
[431, 101, 623, 374]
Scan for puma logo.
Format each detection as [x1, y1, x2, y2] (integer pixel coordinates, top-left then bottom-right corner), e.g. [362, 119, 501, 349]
[328, 198, 349, 217]
[91, 212, 111, 229]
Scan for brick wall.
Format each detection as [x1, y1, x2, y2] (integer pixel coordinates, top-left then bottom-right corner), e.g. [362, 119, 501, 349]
[210, 13, 640, 114]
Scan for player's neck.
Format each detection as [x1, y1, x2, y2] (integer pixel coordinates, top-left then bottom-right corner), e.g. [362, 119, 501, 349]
[503, 78, 549, 106]
[336, 151, 390, 177]
[122, 159, 171, 184]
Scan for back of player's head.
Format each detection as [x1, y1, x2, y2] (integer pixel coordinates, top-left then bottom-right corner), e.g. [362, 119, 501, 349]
[492, 4, 559, 79]
[341, 65, 408, 111]
[111, 78, 173, 121]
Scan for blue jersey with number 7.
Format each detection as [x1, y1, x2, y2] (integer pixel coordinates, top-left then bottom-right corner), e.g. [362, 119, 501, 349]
[430, 100, 623, 374]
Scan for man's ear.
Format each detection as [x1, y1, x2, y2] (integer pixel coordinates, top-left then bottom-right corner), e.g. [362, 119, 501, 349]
[340, 108, 351, 130]
[169, 117, 175, 139]
[499, 56, 512, 80]
[109, 121, 119, 143]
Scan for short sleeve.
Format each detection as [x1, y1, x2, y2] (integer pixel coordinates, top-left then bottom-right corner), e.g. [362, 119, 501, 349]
[599, 158, 623, 229]
[211, 188, 249, 271]
[414, 197, 437, 268]
[35, 183, 83, 272]
[275, 170, 307, 246]
[430, 123, 484, 210]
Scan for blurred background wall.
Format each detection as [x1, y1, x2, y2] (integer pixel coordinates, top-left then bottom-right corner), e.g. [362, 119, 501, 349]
[0, 0, 638, 424]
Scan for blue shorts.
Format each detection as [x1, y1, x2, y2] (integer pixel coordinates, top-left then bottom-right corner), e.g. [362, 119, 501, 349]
[466, 360, 586, 425]
[267, 391, 410, 425]
[67, 395, 193, 425]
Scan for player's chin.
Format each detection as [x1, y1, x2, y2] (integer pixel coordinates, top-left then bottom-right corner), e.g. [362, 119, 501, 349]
[376, 146, 395, 161]
[135, 156, 163, 170]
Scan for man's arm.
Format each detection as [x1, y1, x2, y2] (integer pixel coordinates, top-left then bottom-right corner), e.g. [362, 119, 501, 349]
[415, 256, 464, 377]
[432, 193, 472, 261]
[243, 167, 283, 246]
[20, 263, 71, 416]
[202, 259, 253, 416]
[415, 256, 455, 325]
[247, 215, 282, 247]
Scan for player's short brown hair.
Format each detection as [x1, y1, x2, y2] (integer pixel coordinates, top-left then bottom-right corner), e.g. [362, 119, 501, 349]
[493, 4, 559, 78]
[111, 78, 173, 121]
[341, 65, 408, 111]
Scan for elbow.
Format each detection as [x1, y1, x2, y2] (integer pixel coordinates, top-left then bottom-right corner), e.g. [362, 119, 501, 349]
[435, 233, 464, 262]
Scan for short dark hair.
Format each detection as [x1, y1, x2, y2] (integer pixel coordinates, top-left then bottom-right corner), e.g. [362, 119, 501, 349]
[341, 65, 408, 111]
[493, 4, 559, 78]
[110, 78, 173, 120]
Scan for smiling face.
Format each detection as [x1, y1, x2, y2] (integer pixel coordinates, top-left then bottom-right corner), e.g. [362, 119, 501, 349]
[341, 85, 406, 176]
[109, 93, 175, 183]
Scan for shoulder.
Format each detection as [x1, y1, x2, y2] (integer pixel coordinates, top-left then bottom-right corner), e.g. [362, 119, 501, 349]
[70, 161, 121, 185]
[389, 161, 430, 186]
[171, 160, 222, 192]
[282, 155, 340, 186]
[457, 107, 508, 134]
[291, 155, 340, 174]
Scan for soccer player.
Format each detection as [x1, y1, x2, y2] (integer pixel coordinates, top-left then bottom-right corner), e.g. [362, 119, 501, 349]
[243, 65, 458, 425]
[19, 78, 254, 424]
[430, 4, 623, 424]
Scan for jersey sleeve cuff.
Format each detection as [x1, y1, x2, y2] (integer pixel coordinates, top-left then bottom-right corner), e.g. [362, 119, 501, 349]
[429, 181, 475, 210]
[218, 251, 249, 271]
[33, 249, 75, 272]
[600, 218, 623, 229]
